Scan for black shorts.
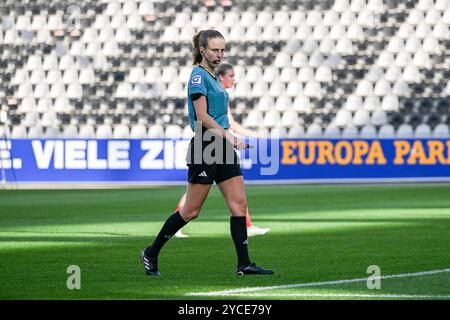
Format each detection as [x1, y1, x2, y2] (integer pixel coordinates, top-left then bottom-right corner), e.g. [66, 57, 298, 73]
[186, 134, 242, 185]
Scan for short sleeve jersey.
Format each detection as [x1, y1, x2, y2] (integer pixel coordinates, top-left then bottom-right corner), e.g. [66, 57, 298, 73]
[187, 66, 230, 131]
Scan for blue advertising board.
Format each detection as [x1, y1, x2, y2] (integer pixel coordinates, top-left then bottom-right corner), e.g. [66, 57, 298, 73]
[1, 139, 449, 185]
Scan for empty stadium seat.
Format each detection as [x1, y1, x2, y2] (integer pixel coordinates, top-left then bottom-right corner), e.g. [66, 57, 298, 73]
[345, 95, 363, 112]
[304, 81, 322, 98]
[288, 125, 305, 138]
[11, 125, 27, 139]
[378, 124, 396, 138]
[306, 123, 323, 138]
[291, 95, 311, 113]
[165, 125, 183, 139]
[371, 110, 388, 126]
[374, 78, 391, 96]
[62, 124, 79, 138]
[28, 126, 43, 138]
[396, 123, 414, 138]
[78, 124, 95, 138]
[281, 109, 299, 127]
[275, 95, 292, 112]
[270, 127, 288, 138]
[263, 110, 281, 128]
[96, 124, 113, 139]
[113, 124, 130, 139]
[360, 125, 377, 138]
[148, 124, 165, 139]
[342, 125, 359, 138]
[286, 81, 303, 98]
[44, 127, 59, 138]
[323, 124, 341, 138]
[183, 126, 194, 139]
[363, 96, 381, 112]
[353, 109, 371, 126]
[381, 95, 399, 112]
[414, 123, 432, 138]
[433, 123, 450, 138]
[130, 124, 148, 139]
[334, 109, 353, 127]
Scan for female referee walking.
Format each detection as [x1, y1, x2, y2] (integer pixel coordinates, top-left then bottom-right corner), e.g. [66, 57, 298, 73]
[140, 30, 274, 276]
[174, 62, 270, 238]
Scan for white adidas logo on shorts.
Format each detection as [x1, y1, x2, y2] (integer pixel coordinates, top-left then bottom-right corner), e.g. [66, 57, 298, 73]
[198, 171, 208, 177]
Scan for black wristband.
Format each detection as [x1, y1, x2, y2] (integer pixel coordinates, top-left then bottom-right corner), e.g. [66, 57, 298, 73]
[190, 93, 204, 101]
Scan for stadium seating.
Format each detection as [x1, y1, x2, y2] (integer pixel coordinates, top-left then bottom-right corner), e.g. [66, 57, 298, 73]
[1, 0, 450, 139]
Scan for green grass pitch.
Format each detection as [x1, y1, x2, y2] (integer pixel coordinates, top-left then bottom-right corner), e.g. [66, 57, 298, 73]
[1, 184, 449, 300]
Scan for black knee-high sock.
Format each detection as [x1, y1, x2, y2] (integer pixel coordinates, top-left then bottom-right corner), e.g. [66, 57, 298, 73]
[146, 211, 187, 256]
[230, 216, 251, 267]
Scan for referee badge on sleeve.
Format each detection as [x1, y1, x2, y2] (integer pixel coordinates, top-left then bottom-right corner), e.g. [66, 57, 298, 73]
[190, 74, 203, 86]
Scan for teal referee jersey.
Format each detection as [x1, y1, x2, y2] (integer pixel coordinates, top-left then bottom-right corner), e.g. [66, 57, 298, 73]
[187, 66, 230, 131]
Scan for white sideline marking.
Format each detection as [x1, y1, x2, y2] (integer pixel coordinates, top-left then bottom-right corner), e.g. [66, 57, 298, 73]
[214, 293, 450, 299]
[186, 268, 450, 297]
